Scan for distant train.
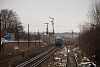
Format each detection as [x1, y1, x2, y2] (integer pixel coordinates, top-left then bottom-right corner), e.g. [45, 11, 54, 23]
[55, 37, 63, 47]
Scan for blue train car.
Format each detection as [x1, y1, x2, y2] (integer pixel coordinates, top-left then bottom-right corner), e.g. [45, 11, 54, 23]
[55, 37, 63, 47]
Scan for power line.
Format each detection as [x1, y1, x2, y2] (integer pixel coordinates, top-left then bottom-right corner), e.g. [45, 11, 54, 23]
[22, 23, 78, 27]
[23, 24, 78, 27]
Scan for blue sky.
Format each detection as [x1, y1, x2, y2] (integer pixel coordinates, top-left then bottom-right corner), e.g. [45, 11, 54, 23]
[0, 0, 98, 33]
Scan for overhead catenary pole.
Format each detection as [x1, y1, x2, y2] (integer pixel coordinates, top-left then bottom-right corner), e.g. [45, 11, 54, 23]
[34, 32, 36, 46]
[38, 30, 40, 45]
[44, 23, 49, 44]
[69, 30, 73, 45]
[28, 24, 30, 49]
[43, 31, 44, 43]
[72, 30, 73, 39]
[16, 24, 19, 47]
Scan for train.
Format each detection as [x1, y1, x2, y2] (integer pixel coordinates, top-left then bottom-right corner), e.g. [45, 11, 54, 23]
[55, 37, 63, 47]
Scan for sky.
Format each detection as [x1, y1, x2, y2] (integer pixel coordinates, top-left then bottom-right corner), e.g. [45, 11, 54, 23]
[0, 0, 99, 33]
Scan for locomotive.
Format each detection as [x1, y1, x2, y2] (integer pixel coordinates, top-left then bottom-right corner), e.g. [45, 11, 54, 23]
[55, 37, 63, 47]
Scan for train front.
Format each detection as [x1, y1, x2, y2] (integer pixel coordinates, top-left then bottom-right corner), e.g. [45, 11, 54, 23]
[55, 37, 63, 47]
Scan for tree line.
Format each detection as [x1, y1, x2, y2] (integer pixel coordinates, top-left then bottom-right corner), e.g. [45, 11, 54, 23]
[78, 2, 100, 64]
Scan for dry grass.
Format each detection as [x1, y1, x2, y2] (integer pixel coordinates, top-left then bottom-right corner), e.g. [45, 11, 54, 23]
[0, 42, 53, 67]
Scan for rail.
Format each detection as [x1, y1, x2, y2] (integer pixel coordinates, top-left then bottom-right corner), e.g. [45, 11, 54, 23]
[66, 46, 79, 67]
[74, 55, 79, 67]
[66, 48, 68, 67]
[0, 53, 21, 64]
[16, 46, 57, 67]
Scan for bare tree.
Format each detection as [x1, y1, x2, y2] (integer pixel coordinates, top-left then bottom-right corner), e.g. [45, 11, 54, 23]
[78, 1, 100, 64]
[0, 9, 24, 39]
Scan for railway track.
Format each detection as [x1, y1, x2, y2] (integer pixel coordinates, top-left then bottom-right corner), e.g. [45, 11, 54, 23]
[0, 50, 28, 64]
[0, 55, 13, 64]
[0, 53, 20, 64]
[16, 46, 57, 67]
[66, 47, 79, 67]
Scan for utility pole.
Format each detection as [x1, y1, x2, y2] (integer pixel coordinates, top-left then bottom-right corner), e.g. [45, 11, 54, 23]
[38, 30, 40, 45]
[28, 24, 30, 49]
[71, 30, 73, 39]
[34, 32, 36, 46]
[49, 17, 54, 34]
[44, 23, 49, 34]
[44, 23, 49, 45]
[16, 24, 19, 47]
[43, 31, 44, 43]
